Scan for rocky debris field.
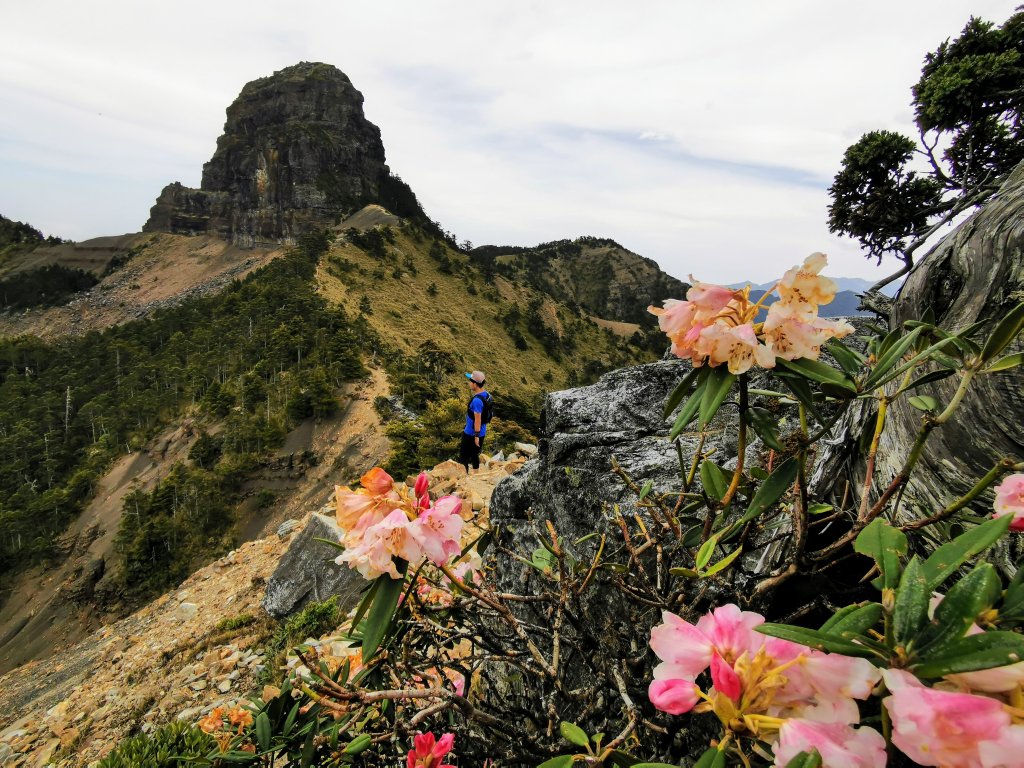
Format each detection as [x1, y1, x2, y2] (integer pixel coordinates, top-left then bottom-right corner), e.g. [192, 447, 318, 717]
[0, 454, 527, 767]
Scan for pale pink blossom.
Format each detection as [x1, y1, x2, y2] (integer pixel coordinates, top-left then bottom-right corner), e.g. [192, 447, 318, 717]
[697, 322, 776, 374]
[763, 302, 854, 361]
[407, 732, 455, 768]
[979, 725, 1024, 767]
[946, 660, 1024, 693]
[773, 719, 886, 768]
[776, 253, 838, 308]
[789, 651, 881, 701]
[412, 496, 464, 565]
[687, 279, 736, 317]
[648, 678, 700, 715]
[649, 610, 714, 678]
[336, 527, 403, 580]
[695, 604, 766, 662]
[883, 669, 1012, 767]
[335, 467, 402, 533]
[993, 473, 1024, 532]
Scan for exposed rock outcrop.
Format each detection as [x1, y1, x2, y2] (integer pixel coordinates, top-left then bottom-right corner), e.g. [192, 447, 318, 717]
[144, 63, 424, 246]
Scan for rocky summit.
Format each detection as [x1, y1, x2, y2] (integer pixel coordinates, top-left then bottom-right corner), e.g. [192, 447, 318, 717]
[144, 62, 424, 246]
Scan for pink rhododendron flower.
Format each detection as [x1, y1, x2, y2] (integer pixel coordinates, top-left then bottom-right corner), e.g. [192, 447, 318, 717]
[335, 467, 402, 533]
[649, 610, 715, 679]
[883, 669, 1013, 767]
[697, 322, 776, 374]
[711, 653, 742, 701]
[993, 473, 1024, 531]
[773, 719, 886, 768]
[414, 471, 430, 498]
[763, 302, 854, 361]
[407, 732, 455, 768]
[979, 724, 1024, 767]
[776, 253, 838, 308]
[694, 604, 766, 662]
[336, 525, 403, 579]
[648, 678, 700, 715]
[687, 279, 736, 316]
[412, 495, 464, 564]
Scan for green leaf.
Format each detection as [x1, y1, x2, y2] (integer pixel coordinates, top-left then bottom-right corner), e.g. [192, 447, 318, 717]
[637, 480, 654, 502]
[631, 764, 683, 768]
[349, 577, 382, 636]
[776, 357, 857, 393]
[607, 750, 641, 767]
[313, 536, 346, 551]
[282, 700, 301, 736]
[344, 734, 372, 754]
[748, 406, 784, 451]
[854, 518, 908, 590]
[723, 456, 798, 537]
[920, 515, 1012, 592]
[908, 395, 937, 411]
[825, 339, 865, 376]
[918, 564, 1001, 656]
[808, 502, 833, 515]
[756, 623, 875, 657]
[669, 566, 700, 578]
[669, 368, 710, 440]
[784, 750, 822, 768]
[821, 602, 883, 638]
[693, 746, 726, 768]
[1003, 566, 1024, 617]
[699, 460, 729, 501]
[695, 535, 719, 570]
[869, 336, 958, 391]
[893, 557, 930, 647]
[912, 631, 1024, 677]
[559, 721, 590, 748]
[862, 327, 923, 390]
[899, 368, 956, 393]
[537, 756, 576, 768]
[300, 723, 316, 767]
[985, 351, 1024, 373]
[254, 712, 271, 752]
[699, 366, 737, 429]
[702, 546, 743, 577]
[980, 301, 1024, 362]
[361, 564, 407, 663]
[663, 365, 702, 419]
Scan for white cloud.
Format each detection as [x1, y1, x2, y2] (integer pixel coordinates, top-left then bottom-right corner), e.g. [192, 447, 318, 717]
[0, 0, 1018, 283]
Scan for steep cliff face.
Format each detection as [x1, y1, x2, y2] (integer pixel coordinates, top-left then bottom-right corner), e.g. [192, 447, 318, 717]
[870, 162, 1024, 515]
[145, 63, 418, 246]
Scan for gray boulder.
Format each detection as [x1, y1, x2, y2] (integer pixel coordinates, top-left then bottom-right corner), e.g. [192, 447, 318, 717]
[262, 513, 366, 619]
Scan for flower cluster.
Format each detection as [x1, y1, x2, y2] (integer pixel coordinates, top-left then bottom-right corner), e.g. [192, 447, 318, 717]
[198, 705, 255, 752]
[993, 473, 1024, 531]
[407, 732, 455, 768]
[335, 469, 464, 580]
[648, 604, 884, 766]
[648, 254, 854, 374]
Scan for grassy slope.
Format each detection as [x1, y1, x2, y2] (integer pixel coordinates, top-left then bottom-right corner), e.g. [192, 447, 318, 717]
[316, 223, 657, 403]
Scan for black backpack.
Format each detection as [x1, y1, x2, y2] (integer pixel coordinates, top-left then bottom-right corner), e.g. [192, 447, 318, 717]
[470, 392, 494, 424]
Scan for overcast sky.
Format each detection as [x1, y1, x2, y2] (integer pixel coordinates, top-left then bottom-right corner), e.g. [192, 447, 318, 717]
[1, 1, 1019, 285]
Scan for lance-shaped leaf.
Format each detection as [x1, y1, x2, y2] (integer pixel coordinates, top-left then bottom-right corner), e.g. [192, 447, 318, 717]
[695, 534, 719, 570]
[669, 367, 710, 440]
[912, 631, 1024, 677]
[722, 457, 798, 538]
[699, 366, 736, 429]
[985, 351, 1024, 373]
[776, 357, 857, 393]
[361, 562, 408, 663]
[893, 557, 930, 648]
[854, 518, 907, 590]
[699, 459, 729, 501]
[898, 368, 955, 394]
[908, 395, 937, 412]
[920, 515, 1011, 592]
[748, 406, 784, 451]
[702, 546, 743, 577]
[867, 335, 958, 391]
[693, 747, 727, 768]
[537, 757, 576, 768]
[820, 602, 883, 638]
[1002, 566, 1024, 619]
[778, 376, 823, 423]
[663, 365, 702, 419]
[825, 338, 866, 376]
[917, 563, 1001, 656]
[756, 623, 875, 657]
[980, 301, 1024, 362]
[862, 327, 923, 390]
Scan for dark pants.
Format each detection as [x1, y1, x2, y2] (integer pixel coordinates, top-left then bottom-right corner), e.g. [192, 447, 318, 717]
[459, 432, 485, 470]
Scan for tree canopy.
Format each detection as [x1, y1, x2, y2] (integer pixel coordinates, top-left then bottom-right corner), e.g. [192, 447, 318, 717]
[828, 11, 1024, 296]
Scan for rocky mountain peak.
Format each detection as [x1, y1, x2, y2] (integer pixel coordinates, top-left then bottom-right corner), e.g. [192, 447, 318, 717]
[145, 62, 420, 246]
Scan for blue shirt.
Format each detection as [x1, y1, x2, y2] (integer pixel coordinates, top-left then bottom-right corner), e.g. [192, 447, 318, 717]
[464, 391, 490, 437]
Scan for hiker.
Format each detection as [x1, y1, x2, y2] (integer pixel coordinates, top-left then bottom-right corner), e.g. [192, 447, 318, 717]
[460, 370, 492, 474]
